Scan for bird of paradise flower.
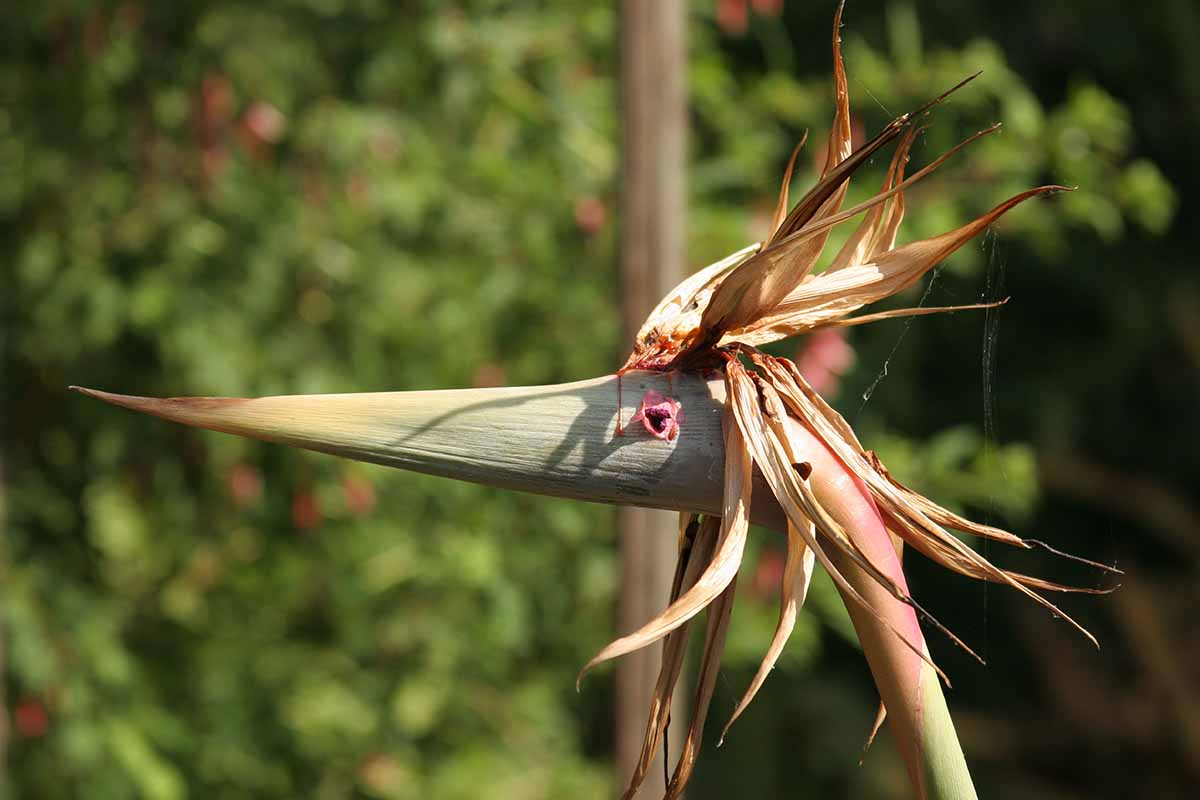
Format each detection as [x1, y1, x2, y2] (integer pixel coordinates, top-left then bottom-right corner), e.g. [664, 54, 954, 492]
[575, 4, 1117, 796]
[75, 4, 1119, 798]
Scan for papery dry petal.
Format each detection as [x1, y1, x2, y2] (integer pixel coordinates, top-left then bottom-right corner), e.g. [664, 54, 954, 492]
[759, 358, 991, 664]
[719, 516, 816, 744]
[621, 514, 720, 800]
[826, 299, 1007, 328]
[725, 359, 948, 681]
[757, 377, 944, 636]
[698, 66, 982, 340]
[770, 354, 1095, 557]
[880, 507, 1103, 647]
[714, 124, 1003, 347]
[768, 133, 809, 241]
[663, 575, 737, 800]
[766, 1, 851, 247]
[827, 124, 919, 272]
[771, 358, 1107, 601]
[621, 244, 759, 372]
[737, 184, 1066, 344]
[755, 353, 1106, 645]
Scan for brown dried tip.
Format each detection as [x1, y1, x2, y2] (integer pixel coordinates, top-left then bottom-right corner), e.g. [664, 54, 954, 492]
[70, 385, 246, 417]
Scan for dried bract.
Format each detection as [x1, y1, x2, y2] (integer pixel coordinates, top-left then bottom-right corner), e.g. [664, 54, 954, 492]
[596, 4, 1117, 797]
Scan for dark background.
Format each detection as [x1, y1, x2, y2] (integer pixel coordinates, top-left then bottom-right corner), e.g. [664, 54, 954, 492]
[3, 1, 1196, 797]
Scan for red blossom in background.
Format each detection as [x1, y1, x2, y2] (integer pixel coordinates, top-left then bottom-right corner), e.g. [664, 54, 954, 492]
[752, 546, 786, 599]
[239, 100, 287, 163]
[14, 697, 49, 739]
[751, 0, 783, 13]
[716, 0, 748, 35]
[573, 196, 607, 235]
[242, 101, 286, 145]
[342, 473, 378, 517]
[291, 487, 322, 531]
[716, 0, 783, 36]
[228, 462, 264, 507]
[794, 327, 856, 399]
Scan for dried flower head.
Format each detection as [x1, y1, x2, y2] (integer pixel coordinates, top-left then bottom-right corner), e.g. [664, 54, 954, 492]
[591, 4, 1119, 797]
[69, 4, 1123, 796]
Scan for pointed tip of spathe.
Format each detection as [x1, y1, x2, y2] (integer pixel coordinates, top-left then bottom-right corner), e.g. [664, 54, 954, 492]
[70, 385, 153, 409]
[70, 385, 246, 420]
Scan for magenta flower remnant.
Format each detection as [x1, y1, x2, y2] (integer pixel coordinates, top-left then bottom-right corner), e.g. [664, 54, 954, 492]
[630, 390, 684, 441]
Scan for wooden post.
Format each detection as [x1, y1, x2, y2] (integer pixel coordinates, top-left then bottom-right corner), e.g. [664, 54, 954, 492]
[617, 0, 687, 796]
[0, 457, 8, 799]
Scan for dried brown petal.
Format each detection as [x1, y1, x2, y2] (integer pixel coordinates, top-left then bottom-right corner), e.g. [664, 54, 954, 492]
[827, 124, 919, 273]
[725, 358, 949, 682]
[714, 124, 1005, 345]
[621, 244, 759, 372]
[756, 352, 1105, 646]
[719, 516, 815, 744]
[826, 299, 1008, 328]
[620, 515, 720, 800]
[768, 133, 809, 241]
[663, 575, 737, 800]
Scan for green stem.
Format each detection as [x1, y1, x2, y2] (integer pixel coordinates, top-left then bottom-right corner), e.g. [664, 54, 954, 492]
[828, 546, 977, 800]
[919, 666, 977, 799]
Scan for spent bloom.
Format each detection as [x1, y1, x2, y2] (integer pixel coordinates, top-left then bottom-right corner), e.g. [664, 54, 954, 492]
[586, 4, 1117, 797]
[72, 5, 1121, 797]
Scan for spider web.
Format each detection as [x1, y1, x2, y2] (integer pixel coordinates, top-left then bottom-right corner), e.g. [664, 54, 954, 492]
[980, 227, 1008, 662]
[851, 228, 1009, 659]
[856, 265, 943, 415]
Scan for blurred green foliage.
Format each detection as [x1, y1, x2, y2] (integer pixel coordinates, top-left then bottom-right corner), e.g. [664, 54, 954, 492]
[2, 1, 1187, 798]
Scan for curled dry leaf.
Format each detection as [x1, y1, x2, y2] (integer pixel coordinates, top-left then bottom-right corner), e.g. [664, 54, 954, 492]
[719, 516, 814, 745]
